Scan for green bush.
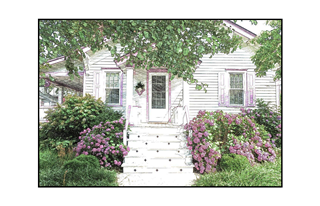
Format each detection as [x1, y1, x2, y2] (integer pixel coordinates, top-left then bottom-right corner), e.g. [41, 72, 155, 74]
[218, 153, 251, 172]
[39, 150, 118, 186]
[63, 154, 100, 170]
[62, 167, 118, 186]
[92, 105, 123, 126]
[39, 94, 107, 143]
[192, 157, 281, 186]
[40, 150, 61, 170]
[240, 99, 281, 148]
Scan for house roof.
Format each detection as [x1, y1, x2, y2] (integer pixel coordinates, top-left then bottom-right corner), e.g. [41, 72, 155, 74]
[223, 20, 257, 39]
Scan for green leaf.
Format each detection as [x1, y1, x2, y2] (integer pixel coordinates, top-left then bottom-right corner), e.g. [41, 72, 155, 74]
[144, 31, 149, 38]
[183, 48, 189, 56]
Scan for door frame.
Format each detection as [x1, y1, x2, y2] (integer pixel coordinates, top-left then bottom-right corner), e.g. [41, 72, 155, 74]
[146, 69, 171, 122]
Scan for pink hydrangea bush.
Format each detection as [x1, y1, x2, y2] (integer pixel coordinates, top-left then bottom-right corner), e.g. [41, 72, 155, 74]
[184, 110, 277, 171]
[240, 103, 282, 148]
[74, 117, 130, 168]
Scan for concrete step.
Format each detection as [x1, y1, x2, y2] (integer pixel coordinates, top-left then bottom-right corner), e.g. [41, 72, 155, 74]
[126, 148, 190, 156]
[129, 126, 184, 134]
[127, 140, 187, 149]
[128, 133, 185, 141]
[122, 163, 194, 174]
[124, 155, 193, 165]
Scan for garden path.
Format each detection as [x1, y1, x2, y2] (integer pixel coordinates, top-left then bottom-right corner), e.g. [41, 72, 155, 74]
[117, 173, 200, 186]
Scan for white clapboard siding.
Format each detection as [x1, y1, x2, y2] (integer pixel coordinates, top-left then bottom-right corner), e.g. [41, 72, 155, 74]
[188, 49, 278, 119]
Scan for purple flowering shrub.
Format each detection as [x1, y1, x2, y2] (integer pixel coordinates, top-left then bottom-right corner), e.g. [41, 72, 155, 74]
[240, 98, 281, 148]
[74, 117, 130, 168]
[185, 110, 277, 171]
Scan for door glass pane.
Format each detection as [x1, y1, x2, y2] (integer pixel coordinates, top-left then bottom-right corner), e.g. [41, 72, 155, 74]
[152, 76, 166, 109]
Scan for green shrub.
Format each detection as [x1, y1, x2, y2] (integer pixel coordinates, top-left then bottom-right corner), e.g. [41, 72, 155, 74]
[241, 99, 281, 148]
[39, 151, 118, 186]
[39, 94, 106, 143]
[192, 157, 281, 186]
[218, 153, 251, 172]
[92, 105, 123, 126]
[63, 167, 118, 186]
[63, 154, 100, 170]
[39, 150, 61, 170]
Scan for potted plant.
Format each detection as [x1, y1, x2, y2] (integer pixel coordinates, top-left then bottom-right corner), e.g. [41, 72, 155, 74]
[135, 82, 145, 96]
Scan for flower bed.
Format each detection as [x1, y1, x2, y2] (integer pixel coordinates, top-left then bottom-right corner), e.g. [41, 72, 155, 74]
[184, 110, 278, 173]
[74, 117, 130, 169]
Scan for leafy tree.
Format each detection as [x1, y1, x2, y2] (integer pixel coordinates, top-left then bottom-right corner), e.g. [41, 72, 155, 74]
[250, 20, 281, 81]
[39, 20, 244, 91]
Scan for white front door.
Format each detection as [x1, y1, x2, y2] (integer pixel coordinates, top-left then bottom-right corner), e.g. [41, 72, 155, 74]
[148, 72, 169, 122]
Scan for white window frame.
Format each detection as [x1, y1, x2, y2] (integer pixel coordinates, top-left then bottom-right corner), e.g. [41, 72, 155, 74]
[226, 70, 247, 107]
[101, 70, 122, 106]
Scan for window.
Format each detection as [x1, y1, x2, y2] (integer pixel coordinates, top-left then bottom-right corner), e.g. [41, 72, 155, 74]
[105, 72, 120, 104]
[219, 70, 255, 107]
[229, 73, 244, 105]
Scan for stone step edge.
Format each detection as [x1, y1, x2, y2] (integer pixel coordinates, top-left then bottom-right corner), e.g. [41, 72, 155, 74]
[127, 139, 187, 143]
[122, 163, 194, 167]
[125, 156, 191, 159]
[128, 147, 189, 151]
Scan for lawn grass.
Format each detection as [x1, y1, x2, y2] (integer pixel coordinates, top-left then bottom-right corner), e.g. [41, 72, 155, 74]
[39, 149, 118, 186]
[192, 157, 281, 186]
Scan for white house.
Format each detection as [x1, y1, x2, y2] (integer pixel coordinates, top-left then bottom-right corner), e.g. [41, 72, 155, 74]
[40, 20, 281, 173]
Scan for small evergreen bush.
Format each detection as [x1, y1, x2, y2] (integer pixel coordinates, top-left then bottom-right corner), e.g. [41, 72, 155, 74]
[39, 150, 61, 170]
[63, 154, 100, 170]
[218, 153, 250, 172]
[39, 150, 118, 186]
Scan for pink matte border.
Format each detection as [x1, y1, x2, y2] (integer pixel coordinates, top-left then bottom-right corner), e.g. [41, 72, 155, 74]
[146, 69, 171, 122]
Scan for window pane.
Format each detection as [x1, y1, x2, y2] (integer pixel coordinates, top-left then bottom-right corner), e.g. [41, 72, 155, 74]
[230, 74, 243, 89]
[230, 90, 244, 105]
[106, 73, 120, 88]
[106, 89, 120, 104]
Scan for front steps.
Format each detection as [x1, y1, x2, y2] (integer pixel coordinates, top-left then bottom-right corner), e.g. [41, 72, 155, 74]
[121, 124, 194, 174]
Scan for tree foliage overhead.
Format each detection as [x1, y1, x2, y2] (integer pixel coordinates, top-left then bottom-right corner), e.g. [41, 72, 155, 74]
[250, 20, 281, 81]
[39, 20, 243, 91]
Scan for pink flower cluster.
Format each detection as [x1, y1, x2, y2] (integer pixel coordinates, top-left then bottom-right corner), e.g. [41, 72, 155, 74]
[75, 117, 129, 168]
[230, 136, 276, 164]
[185, 110, 221, 174]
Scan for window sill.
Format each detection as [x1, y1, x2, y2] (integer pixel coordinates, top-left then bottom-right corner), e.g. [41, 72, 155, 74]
[226, 105, 255, 108]
[107, 105, 123, 107]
